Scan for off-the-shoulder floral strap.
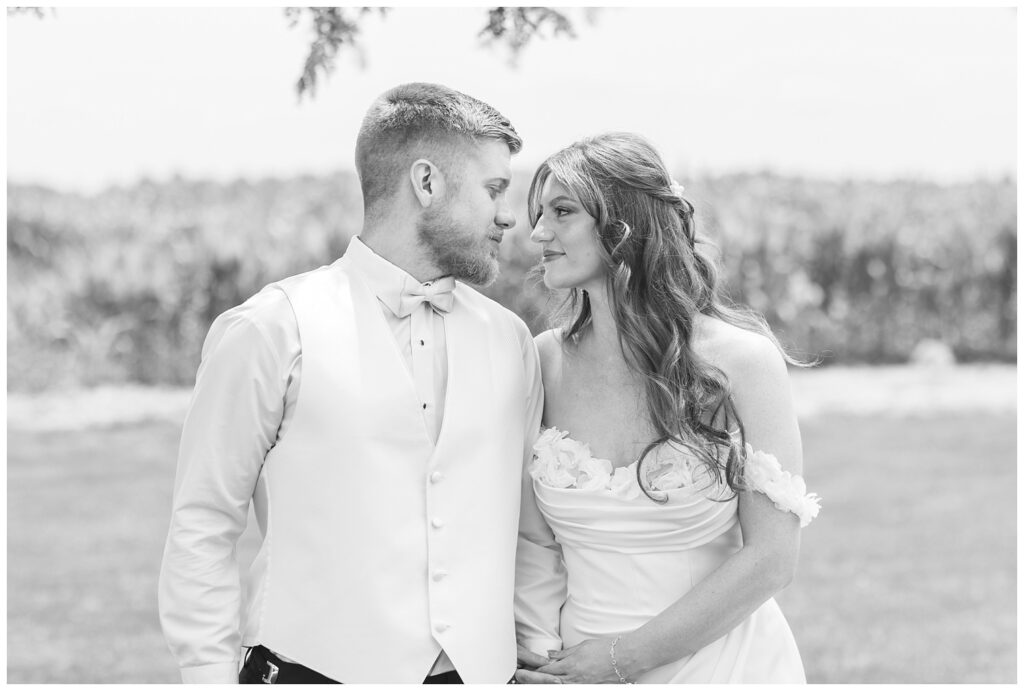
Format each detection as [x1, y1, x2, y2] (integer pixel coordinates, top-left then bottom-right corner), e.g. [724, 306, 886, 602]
[743, 444, 821, 527]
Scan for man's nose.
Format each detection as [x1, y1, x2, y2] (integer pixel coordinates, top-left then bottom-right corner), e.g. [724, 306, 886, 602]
[495, 201, 516, 230]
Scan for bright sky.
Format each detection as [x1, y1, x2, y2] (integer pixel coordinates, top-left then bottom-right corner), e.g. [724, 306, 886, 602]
[6, 6, 1017, 192]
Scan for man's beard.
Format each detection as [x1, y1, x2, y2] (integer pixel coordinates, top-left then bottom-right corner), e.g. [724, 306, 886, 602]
[416, 205, 499, 287]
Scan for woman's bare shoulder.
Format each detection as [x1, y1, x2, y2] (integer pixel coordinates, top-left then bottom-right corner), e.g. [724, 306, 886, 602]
[691, 314, 786, 386]
[692, 315, 800, 465]
[534, 328, 564, 380]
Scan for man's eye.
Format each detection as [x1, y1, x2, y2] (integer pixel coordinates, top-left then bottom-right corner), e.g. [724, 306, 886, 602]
[488, 187, 501, 199]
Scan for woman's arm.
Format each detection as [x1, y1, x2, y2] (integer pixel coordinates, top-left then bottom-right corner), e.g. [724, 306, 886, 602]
[537, 333, 807, 683]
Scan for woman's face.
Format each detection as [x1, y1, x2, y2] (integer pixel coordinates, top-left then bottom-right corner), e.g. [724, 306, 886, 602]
[530, 177, 607, 291]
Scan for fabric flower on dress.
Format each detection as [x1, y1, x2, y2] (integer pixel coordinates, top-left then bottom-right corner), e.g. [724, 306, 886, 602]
[608, 465, 643, 500]
[535, 426, 566, 449]
[532, 428, 573, 487]
[555, 436, 590, 473]
[532, 427, 620, 493]
[532, 427, 733, 503]
[535, 460, 577, 489]
[647, 463, 691, 491]
[742, 444, 821, 527]
[576, 456, 614, 491]
[531, 427, 590, 489]
[532, 427, 702, 500]
[644, 444, 696, 491]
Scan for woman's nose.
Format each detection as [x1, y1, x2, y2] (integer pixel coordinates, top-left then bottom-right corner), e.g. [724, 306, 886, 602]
[530, 221, 551, 244]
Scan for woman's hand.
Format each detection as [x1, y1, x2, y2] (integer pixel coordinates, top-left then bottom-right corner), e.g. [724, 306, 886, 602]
[535, 639, 624, 684]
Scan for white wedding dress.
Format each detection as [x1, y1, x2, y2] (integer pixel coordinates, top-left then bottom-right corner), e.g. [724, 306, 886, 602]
[529, 428, 819, 683]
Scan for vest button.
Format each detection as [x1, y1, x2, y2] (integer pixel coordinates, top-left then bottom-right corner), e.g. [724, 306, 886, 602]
[432, 569, 448, 581]
[431, 517, 444, 529]
[434, 622, 450, 634]
[430, 471, 444, 484]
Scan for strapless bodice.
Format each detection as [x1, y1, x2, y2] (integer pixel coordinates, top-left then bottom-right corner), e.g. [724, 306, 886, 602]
[530, 427, 740, 551]
[532, 463, 739, 553]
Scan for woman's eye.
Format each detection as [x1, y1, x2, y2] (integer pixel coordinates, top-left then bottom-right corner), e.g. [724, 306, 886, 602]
[555, 207, 570, 217]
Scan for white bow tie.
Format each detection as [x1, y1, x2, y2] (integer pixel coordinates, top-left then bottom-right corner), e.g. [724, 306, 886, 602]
[397, 277, 455, 317]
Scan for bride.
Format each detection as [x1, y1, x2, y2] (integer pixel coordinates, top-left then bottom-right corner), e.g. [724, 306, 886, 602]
[513, 132, 821, 683]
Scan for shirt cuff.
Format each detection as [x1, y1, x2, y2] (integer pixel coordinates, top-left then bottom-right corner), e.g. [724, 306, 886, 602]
[180, 661, 240, 684]
[522, 637, 563, 656]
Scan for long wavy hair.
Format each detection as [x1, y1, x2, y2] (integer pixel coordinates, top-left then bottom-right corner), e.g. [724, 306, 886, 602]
[527, 132, 807, 501]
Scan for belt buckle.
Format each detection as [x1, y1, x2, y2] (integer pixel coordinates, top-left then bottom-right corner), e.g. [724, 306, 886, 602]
[261, 660, 279, 684]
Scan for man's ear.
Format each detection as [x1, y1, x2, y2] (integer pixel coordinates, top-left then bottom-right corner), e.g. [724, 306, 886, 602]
[409, 159, 446, 209]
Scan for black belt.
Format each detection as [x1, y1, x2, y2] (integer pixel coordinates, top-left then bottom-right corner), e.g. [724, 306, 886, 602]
[239, 645, 464, 684]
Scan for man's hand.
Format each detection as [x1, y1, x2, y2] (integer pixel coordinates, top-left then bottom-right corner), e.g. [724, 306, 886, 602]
[515, 644, 561, 683]
[535, 639, 622, 684]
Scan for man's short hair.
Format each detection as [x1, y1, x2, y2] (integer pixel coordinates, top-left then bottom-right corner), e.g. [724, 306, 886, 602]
[355, 83, 522, 212]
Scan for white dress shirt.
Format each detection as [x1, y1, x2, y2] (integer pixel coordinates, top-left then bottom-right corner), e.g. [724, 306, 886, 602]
[162, 237, 475, 680]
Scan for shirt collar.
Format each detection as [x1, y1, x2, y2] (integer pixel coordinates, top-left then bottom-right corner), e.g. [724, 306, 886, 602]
[346, 236, 451, 317]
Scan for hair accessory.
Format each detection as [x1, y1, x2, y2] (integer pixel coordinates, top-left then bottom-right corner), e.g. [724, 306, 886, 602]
[669, 178, 686, 198]
[609, 636, 632, 684]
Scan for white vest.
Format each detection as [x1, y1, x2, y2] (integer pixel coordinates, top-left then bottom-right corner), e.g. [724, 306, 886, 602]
[239, 254, 530, 683]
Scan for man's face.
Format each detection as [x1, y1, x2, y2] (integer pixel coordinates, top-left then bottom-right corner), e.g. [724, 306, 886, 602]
[416, 139, 516, 286]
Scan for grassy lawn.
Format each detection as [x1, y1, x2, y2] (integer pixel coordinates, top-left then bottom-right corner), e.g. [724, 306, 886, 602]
[776, 413, 1016, 683]
[6, 411, 1016, 683]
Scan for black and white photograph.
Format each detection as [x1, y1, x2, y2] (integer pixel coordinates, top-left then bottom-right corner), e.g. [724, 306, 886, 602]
[5, 4, 1017, 684]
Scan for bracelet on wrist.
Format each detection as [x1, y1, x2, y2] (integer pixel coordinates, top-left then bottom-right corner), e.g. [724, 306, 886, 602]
[609, 636, 633, 684]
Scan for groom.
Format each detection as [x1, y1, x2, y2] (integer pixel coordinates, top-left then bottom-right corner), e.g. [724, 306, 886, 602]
[158, 83, 544, 683]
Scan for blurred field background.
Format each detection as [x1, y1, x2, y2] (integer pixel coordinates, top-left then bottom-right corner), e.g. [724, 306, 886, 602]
[8, 172, 1016, 391]
[6, 171, 1017, 683]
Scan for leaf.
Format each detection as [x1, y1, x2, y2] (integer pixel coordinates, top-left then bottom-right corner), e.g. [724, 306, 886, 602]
[478, 7, 580, 65]
[286, 7, 389, 100]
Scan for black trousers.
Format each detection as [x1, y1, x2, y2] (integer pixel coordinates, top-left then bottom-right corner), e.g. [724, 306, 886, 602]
[239, 645, 464, 684]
